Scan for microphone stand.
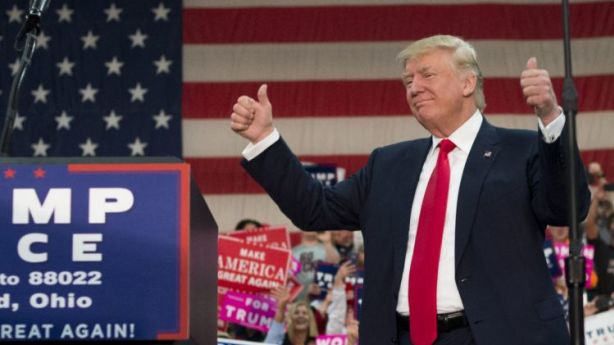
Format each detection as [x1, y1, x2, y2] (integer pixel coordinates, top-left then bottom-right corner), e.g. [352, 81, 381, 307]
[560, 0, 585, 344]
[0, 16, 41, 156]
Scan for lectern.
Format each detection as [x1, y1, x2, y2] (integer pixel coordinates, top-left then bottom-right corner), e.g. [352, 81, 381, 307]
[0, 157, 217, 345]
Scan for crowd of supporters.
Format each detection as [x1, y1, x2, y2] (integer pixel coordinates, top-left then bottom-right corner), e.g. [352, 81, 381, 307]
[543, 161, 614, 318]
[217, 161, 614, 344]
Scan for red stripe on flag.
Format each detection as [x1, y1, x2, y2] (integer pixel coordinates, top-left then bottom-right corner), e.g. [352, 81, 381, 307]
[183, 76, 614, 118]
[188, 149, 614, 194]
[186, 155, 369, 194]
[183, 3, 614, 43]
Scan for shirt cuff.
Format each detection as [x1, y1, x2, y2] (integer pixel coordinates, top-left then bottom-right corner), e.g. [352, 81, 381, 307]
[241, 128, 280, 161]
[538, 108, 565, 143]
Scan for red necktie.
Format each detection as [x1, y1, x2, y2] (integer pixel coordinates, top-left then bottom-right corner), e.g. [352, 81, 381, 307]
[408, 139, 456, 345]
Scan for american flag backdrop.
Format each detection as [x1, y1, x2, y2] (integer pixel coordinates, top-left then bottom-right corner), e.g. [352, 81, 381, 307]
[2, 0, 614, 232]
[0, 0, 182, 157]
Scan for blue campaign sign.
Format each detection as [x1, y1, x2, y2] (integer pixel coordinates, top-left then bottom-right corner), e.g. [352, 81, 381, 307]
[314, 263, 339, 300]
[304, 164, 338, 186]
[0, 163, 190, 341]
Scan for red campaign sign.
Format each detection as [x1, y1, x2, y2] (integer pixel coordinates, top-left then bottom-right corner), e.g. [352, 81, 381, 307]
[228, 226, 291, 250]
[218, 236, 291, 293]
[285, 275, 304, 302]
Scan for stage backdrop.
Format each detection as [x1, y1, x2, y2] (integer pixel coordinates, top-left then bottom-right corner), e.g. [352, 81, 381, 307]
[0, 0, 613, 231]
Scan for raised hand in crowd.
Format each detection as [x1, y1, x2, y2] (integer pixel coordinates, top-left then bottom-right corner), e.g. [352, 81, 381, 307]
[324, 261, 358, 336]
[230, 84, 274, 143]
[334, 261, 357, 288]
[270, 285, 291, 323]
[585, 175, 608, 241]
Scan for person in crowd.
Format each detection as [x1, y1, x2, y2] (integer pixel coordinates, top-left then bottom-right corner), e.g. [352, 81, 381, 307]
[544, 225, 599, 320]
[266, 286, 318, 345]
[325, 261, 357, 332]
[293, 230, 340, 333]
[331, 230, 358, 263]
[585, 177, 614, 299]
[229, 35, 590, 344]
[589, 162, 614, 244]
[234, 218, 263, 230]
[547, 225, 598, 290]
[292, 231, 340, 301]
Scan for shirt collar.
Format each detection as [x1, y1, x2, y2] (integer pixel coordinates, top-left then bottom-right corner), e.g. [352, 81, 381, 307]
[431, 109, 483, 154]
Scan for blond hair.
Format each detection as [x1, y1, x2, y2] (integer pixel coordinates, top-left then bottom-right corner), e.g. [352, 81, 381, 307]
[397, 35, 485, 111]
[286, 301, 319, 339]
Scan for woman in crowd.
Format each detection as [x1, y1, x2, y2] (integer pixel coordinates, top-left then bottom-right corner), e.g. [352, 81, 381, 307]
[265, 286, 318, 345]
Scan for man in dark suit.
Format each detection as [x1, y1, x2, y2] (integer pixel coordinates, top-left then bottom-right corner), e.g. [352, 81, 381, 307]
[229, 35, 590, 345]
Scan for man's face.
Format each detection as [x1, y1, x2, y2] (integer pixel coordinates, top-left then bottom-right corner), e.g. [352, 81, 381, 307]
[403, 49, 471, 136]
[333, 230, 354, 247]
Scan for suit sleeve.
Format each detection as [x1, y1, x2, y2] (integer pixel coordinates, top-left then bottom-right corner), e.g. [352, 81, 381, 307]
[241, 137, 374, 231]
[530, 120, 591, 226]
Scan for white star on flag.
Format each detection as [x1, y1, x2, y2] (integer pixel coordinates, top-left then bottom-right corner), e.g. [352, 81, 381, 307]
[128, 83, 148, 102]
[79, 138, 99, 156]
[36, 31, 51, 50]
[105, 56, 124, 76]
[153, 109, 172, 129]
[128, 29, 148, 48]
[32, 84, 50, 103]
[56, 57, 75, 76]
[8, 58, 20, 76]
[13, 114, 26, 130]
[154, 55, 172, 74]
[103, 110, 123, 130]
[55, 111, 74, 130]
[79, 83, 99, 103]
[152, 3, 171, 21]
[56, 4, 74, 23]
[105, 3, 123, 22]
[81, 31, 99, 50]
[128, 137, 147, 156]
[31, 138, 50, 157]
[6, 5, 23, 23]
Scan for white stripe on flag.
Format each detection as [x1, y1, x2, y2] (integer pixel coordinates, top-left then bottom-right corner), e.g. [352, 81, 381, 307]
[183, 111, 614, 157]
[184, 38, 614, 82]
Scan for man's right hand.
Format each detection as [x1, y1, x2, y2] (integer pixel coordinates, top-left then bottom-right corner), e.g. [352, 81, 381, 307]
[230, 84, 274, 143]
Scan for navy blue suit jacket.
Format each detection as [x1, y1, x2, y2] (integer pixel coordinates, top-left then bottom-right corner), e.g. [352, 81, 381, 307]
[243, 119, 590, 345]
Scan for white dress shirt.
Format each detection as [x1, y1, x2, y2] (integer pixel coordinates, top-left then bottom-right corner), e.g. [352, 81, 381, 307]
[242, 110, 566, 316]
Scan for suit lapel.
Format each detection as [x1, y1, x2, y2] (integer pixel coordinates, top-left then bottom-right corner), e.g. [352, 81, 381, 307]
[455, 120, 500, 267]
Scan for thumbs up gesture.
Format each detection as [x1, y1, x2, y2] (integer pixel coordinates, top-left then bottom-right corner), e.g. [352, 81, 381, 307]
[520, 57, 560, 125]
[230, 84, 274, 143]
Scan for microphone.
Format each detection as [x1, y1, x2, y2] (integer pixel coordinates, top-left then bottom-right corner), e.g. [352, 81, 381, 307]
[27, 0, 51, 18]
[15, 0, 50, 50]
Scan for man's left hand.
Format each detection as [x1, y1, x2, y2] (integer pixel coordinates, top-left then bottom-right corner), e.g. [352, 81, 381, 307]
[521, 57, 560, 125]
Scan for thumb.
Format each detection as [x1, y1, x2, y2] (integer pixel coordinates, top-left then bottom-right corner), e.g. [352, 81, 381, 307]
[257, 84, 270, 106]
[526, 57, 538, 70]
